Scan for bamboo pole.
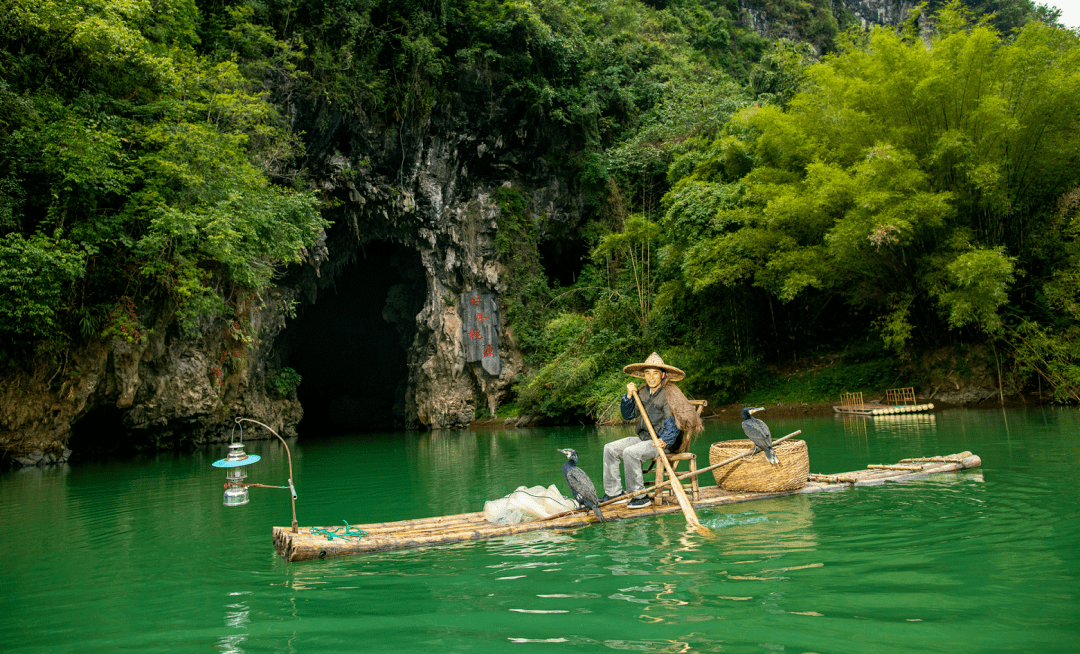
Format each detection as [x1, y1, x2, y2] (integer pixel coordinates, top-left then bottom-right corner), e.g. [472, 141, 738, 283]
[808, 473, 860, 484]
[629, 387, 705, 532]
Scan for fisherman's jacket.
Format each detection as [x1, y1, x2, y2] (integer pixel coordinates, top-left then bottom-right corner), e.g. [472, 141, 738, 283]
[620, 386, 681, 451]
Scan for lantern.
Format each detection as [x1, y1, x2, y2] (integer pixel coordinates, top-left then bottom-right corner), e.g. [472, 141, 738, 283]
[213, 434, 261, 507]
[212, 418, 299, 533]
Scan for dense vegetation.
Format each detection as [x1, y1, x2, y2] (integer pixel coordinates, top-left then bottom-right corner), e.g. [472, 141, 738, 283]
[2, 0, 1076, 419]
[0, 0, 326, 358]
[517, 2, 1080, 417]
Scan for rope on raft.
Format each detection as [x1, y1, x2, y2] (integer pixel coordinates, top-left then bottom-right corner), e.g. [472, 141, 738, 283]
[308, 521, 369, 541]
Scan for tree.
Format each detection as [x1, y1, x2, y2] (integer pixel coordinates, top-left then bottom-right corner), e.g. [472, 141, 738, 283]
[660, 3, 1080, 354]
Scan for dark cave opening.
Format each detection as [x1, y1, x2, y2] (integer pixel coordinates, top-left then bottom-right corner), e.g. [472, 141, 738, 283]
[280, 242, 426, 434]
[539, 237, 589, 288]
[68, 404, 128, 456]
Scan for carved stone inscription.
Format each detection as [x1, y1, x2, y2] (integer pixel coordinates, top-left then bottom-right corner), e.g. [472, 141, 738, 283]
[460, 290, 501, 376]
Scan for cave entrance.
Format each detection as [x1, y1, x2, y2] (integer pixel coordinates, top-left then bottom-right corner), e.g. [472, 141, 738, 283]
[281, 242, 426, 434]
[539, 237, 589, 288]
[68, 404, 130, 458]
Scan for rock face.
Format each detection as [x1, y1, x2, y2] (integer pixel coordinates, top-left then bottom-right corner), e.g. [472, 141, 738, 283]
[833, 0, 919, 28]
[1, 73, 585, 465]
[286, 80, 582, 431]
[0, 289, 304, 465]
[739, 0, 920, 48]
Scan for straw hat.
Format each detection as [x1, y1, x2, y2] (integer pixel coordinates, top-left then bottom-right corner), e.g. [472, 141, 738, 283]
[622, 352, 685, 382]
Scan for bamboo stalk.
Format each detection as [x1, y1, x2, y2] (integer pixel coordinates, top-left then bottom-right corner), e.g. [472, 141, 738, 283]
[808, 473, 860, 484]
[868, 464, 923, 471]
[899, 453, 970, 463]
[630, 387, 704, 531]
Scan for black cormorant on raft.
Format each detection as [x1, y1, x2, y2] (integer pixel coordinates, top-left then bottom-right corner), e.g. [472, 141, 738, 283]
[741, 407, 779, 465]
[273, 451, 983, 562]
[557, 448, 605, 523]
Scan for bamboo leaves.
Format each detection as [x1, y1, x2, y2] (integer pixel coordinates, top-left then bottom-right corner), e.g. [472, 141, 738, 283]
[658, 9, 1080, 353]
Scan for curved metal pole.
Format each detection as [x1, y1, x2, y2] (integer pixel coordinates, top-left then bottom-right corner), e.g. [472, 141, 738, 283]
[235, 417, 299, 533]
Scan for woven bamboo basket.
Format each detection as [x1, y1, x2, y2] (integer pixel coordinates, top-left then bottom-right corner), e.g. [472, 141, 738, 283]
[709, 439, 809, 492]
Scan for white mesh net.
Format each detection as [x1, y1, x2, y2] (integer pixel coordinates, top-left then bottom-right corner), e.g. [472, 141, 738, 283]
[483, 484, 579, 525]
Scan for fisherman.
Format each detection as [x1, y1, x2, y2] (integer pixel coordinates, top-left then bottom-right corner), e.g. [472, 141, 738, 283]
[602, 352, 703, 509]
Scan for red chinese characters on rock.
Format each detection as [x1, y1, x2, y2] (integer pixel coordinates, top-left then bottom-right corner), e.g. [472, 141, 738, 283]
[469, 296, 482, 307]
[468, 328, 483, 340]
[475, 312, 488, 325]
[483, 345, 495, 357]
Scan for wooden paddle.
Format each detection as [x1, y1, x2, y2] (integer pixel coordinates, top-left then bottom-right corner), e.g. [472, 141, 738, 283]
[629, 386, 706, 532]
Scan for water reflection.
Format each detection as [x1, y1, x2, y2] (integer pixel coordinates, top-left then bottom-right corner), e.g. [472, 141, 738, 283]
[838, 412, 869, 438]
[870, 412, 938, 438]
[215, 593, 251, 654]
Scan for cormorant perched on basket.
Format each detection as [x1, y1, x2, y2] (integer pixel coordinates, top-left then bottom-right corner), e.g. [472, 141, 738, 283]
[556, 449, 606, 522]
[741, 407, 780, 465]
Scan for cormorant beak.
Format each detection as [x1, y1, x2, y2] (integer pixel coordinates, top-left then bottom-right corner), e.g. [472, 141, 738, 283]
[749, 407, 765, 415]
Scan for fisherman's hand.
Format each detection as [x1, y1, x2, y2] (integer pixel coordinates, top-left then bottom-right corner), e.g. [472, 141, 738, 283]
[626, 382, 637, 396]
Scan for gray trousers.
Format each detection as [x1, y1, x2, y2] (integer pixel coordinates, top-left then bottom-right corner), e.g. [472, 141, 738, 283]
[603, 436, 659, 497]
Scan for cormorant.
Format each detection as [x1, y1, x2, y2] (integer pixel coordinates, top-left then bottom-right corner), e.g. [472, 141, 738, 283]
[741, 407, 780, 465]
[556, 449, 606, 522]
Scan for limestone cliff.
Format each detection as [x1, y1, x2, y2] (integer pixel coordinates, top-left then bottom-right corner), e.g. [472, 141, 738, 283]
[739, 0, 919, 50]
[0, 289, 304, 465]
[281, 81, 583, 431]
[1, 73, 585, 465]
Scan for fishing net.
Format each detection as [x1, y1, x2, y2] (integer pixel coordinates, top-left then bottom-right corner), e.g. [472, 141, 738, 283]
[483, 484, 578, 525]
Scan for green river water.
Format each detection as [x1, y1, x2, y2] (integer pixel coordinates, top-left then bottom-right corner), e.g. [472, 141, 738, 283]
[2, 407, 1078, 653]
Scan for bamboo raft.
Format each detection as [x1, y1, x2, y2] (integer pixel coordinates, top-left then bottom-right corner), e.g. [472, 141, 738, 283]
[833, 389, 934, 416]
[273, 450, 982, 562]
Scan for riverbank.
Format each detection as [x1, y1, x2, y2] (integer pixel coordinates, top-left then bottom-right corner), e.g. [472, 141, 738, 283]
[469, 388, 1058, 430]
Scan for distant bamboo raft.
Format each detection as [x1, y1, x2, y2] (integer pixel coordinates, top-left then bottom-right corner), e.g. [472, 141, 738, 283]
[273, 451, 982, 562]
[834, 388, 933, 415]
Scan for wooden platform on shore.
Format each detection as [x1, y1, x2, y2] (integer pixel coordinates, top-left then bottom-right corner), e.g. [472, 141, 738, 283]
[273, 451, 981, 562]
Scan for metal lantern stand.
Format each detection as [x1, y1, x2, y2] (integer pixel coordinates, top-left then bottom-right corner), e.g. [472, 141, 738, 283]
[212, 418, 300, 533]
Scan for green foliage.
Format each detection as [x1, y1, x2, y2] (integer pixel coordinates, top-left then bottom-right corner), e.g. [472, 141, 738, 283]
[492, 185, 554, 360]
[659, 7, 1080, 352]
[101, 297, 147, 343]
[267, 367, 302, 398]
[521, 2, 1080, 420]
[743, 356, 904, 405]
[1008, 321, 1080, 402]
[0, 233, 86, 339]
[0, 0, 327, 346]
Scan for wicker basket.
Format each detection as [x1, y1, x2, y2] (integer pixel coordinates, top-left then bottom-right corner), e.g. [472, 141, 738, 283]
[709, 439, 809, 492]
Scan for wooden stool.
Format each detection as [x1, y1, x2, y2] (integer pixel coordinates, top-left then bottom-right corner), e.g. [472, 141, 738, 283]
[650, 452, 699, 505]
